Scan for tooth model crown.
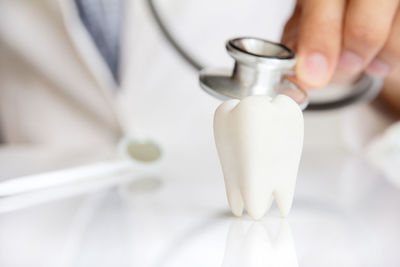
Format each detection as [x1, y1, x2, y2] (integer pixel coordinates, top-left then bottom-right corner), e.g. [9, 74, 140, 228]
[214, 95, 304, 219]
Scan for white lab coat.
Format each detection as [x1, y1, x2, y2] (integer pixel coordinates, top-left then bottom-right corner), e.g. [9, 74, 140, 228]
[0, 0, 181, 176]
[0, 0, 126, 176]
[0, 0, 395, 178]
[0, 0, 122, 144]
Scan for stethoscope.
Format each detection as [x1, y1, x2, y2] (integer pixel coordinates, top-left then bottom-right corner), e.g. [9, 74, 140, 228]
[147, 0, 383, 111]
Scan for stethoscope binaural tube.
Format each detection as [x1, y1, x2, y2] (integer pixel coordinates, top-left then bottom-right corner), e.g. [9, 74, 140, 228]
[147, 0, 383, 111]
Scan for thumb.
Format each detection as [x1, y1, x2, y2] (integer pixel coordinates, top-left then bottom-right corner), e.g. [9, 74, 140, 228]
[281, 3, 301, 50]
[296, 0, 345, 88]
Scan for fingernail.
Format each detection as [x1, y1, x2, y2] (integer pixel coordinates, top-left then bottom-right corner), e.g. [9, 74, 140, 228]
[337, 51, 363, 75]
[366, 59, 391, 77]
[300, 53, 329, 87]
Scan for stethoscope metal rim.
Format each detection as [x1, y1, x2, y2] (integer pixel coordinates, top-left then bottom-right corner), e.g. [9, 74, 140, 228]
[227, 37, 295, 60]
[305, 74, 383, 111]
[199, 66, 382, 111]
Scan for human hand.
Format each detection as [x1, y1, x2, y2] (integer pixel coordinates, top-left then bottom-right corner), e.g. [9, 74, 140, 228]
[281, 0, 400, 90]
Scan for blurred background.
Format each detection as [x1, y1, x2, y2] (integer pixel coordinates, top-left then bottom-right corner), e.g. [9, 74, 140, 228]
[0, 0, 399, 266]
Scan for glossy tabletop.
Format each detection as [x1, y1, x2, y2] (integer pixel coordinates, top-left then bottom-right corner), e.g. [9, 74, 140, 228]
[1, 142, 399, 267]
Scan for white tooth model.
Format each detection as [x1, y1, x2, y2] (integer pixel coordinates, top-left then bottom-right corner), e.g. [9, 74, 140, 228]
[214, 95, 304, 219]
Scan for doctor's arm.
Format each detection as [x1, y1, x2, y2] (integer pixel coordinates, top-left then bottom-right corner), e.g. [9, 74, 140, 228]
[281, 0, 400, 114]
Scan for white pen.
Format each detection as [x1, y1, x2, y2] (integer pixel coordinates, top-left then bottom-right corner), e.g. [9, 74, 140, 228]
[0, 160, 133, 197]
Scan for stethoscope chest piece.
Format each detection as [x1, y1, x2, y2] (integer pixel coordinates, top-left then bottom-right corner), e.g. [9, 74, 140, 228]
[199, 37, 309, 109]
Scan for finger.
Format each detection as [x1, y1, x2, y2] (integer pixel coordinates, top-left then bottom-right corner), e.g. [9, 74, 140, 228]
[366, 8, 400, 77]
[338, 0, 399, 77]
[296, 0, 346, 88]
[281, 3, 302, 50]
[380, 75, 400, 115]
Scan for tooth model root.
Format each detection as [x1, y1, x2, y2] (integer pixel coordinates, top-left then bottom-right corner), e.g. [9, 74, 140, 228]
[226, 187, 244, 217]
[244, 191, 273, 220]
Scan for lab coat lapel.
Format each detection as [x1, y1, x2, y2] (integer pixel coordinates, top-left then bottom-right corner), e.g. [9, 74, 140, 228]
[56, 0, 118, 94]
[0, 0, 123, 138]
[56, 0, 125, 136]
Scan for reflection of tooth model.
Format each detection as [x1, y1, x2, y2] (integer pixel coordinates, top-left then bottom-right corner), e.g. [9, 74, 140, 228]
[214, 95, 304, 219]
[222, 219, 298, 267]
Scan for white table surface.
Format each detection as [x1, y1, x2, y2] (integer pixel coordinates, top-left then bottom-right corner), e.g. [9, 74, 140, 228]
[0, 140, 399, 267]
